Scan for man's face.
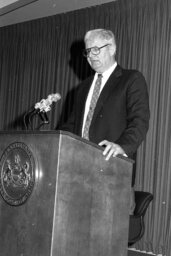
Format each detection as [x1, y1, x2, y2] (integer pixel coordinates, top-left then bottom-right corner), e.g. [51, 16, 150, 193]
[85, 37, 115, 73]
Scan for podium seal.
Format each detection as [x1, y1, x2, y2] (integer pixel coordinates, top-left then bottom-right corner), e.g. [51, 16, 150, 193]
[0, 142, 35, 206]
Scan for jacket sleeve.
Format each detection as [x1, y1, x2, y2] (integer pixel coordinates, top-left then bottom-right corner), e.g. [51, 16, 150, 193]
[60, 110, 75, 133]
[115, 72, 150, 157]
[59, 85, 82, 134]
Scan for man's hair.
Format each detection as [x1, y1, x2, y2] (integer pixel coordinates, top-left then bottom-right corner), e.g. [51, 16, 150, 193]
[84, 29, 116, 47]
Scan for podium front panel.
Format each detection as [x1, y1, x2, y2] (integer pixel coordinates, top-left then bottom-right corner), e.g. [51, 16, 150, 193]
[0, 132, 60, 256]
[51, 133, 132, 256]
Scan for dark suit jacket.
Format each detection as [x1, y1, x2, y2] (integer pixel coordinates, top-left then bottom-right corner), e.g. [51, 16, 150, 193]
[62, 65, 150, 158]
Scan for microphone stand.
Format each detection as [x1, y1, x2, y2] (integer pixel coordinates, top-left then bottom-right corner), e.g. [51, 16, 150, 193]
[23, 108, 49, 130]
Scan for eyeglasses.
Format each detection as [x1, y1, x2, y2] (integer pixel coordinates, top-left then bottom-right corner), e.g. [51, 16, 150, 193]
[83, 44, 110, 57]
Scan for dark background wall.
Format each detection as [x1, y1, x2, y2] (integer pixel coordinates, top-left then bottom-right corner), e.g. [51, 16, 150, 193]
[0, 0, 170, 254]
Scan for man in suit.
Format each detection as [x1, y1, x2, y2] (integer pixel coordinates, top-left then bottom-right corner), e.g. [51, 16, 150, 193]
[62, 28, 150, 213]
[63, 28, 150, 164]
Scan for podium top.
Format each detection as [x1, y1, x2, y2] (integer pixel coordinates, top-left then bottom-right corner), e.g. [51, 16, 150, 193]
[0, 130, 134, 164]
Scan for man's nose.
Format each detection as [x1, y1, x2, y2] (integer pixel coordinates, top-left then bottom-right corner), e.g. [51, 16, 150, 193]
[88, 52, 98, 59]
[88, 51, 93, 58]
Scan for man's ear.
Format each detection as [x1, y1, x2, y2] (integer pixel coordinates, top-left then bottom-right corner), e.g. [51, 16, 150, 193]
[109, 44, 116, 56]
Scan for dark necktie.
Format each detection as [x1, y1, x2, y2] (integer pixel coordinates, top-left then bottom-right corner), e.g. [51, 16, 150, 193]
[83, 74, 102, 140]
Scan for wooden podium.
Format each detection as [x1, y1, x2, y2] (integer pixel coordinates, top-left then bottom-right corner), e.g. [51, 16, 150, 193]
[0, 131, 133, 256]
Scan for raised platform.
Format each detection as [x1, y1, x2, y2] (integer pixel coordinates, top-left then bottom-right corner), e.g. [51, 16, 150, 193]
[128, 249, 156, 256]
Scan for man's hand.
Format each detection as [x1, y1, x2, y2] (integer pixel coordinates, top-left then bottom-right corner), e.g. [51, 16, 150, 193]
[98, 140, 127, 161]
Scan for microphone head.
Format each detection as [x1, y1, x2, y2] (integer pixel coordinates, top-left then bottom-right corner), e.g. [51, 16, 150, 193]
[34, 93, 61, 112]
[49, 93, 61, 102]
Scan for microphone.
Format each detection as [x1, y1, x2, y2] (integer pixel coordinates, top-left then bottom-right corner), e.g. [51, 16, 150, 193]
[24, 93, 61, 130]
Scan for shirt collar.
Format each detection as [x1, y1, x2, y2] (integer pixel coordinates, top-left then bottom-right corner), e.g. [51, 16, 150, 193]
[95, 62, 117, 79]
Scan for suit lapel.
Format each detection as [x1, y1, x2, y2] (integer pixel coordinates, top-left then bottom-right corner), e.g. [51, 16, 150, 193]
[91, 65, 123, 125]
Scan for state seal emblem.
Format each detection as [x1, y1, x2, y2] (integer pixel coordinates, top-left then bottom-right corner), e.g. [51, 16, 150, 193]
[0, 142, 35, 206]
